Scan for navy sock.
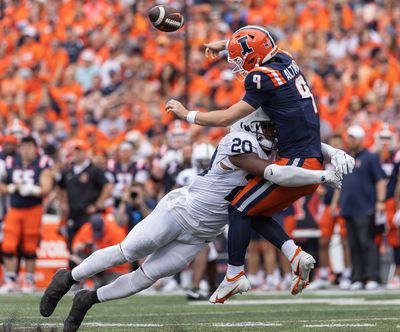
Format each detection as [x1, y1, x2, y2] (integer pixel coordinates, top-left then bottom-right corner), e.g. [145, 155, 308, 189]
[251, 215, 290, 249]
[228, 205, 251, 266]
[394, 247, 400, 266]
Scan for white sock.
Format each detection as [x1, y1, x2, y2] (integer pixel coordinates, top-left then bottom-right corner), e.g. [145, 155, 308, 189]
[342, 267, 351, 279]
[281, 240, 298, 261]
[72, 245, 127, 281]
[319, 267, 329, 279]
[97, 267, 154, 302]
[226, 264, 244, 279]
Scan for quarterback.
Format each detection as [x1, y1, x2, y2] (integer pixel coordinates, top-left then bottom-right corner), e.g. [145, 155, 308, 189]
[40, 110, 346, 331]
[166, 25, 355, 302]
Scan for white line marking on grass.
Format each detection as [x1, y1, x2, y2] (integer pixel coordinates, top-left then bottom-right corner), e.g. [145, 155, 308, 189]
[304, 324, 376, 328]
[212, 322, 282, 327]
[190, 298, 400, 306]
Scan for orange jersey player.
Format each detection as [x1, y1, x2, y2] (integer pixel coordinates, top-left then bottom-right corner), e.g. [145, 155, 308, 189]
[0, 136, 53, 293]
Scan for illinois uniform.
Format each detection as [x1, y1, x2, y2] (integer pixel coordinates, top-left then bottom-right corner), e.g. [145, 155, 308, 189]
[2, 155, 52, 258]
[384, 151, 400, 248]
[231, 50, 323, 216]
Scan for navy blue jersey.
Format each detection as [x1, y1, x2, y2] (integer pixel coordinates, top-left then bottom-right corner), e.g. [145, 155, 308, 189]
[107, 160, 137, 189]
[386, 151, 400, 200]
[242, 50, 322, 159]
[4, 155, 52, 208]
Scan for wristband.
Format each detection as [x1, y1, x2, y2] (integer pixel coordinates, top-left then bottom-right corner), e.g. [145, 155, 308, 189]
[186, 111, 198, 124]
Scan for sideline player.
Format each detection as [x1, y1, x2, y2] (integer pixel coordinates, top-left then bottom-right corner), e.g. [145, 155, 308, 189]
[166, 25, 354, 300]
[0, 136, 53, 293]
[40, 110, 345, 331]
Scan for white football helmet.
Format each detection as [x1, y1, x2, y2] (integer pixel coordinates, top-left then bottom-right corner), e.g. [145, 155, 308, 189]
[230, 108, 277, 151]
[191, 143, 216, 173]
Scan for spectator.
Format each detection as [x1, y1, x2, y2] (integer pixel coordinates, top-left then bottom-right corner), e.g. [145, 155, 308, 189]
[339, 125, 387, 290]
[75, 49, 100, 92]
[71, 213, 129, 289]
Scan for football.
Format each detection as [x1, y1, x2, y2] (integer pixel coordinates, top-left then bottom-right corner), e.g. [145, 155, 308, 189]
[148, 5, 184, 32]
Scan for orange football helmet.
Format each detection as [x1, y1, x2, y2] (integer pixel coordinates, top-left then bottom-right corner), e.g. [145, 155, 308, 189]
[227, 25, 277, 77]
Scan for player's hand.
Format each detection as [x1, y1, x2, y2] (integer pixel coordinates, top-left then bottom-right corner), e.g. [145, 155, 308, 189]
[85, 204, 97, 214]
[324, 170, 343, 190]
[331, 150, 355, 175]
[165, 99, 189, 120]
[204, 40, 228, 58]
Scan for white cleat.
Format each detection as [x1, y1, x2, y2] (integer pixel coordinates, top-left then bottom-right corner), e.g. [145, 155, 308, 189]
[290, 247, 316, 295]
[209, 271, 251, 304]
[308, 278, 332, 290]
[0, 281, 18, 294]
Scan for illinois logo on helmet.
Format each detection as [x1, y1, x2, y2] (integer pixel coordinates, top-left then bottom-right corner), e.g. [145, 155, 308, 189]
[227, 25, 277, 78]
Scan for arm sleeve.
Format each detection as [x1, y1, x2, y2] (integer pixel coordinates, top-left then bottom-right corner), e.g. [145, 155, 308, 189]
[242, 70, 275, 109]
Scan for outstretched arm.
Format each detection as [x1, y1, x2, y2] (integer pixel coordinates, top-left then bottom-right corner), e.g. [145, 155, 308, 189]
[165, 100, 255, 127]
[321, 143, 355, 175]
[229, 153, 341, 190]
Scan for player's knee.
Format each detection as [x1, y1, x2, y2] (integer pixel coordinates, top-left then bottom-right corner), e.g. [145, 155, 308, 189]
[2, 239, 19, 256]
[120, 237, 156, 262]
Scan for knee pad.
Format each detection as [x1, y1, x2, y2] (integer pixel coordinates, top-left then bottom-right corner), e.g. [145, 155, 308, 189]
[120, 235, 157, 262]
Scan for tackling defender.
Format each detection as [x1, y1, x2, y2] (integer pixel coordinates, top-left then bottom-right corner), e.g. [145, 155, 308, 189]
[166, 25, 355, 301]
[40, 110, 346, 331]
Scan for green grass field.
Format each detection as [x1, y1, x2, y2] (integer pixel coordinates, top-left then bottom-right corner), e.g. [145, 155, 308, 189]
[1, 291, 400, 332]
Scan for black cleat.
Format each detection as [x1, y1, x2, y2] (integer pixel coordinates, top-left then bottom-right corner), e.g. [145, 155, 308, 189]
[186, 288, 208, 301]
[64, 290, 98, 332]
[40, 269, 75, 317]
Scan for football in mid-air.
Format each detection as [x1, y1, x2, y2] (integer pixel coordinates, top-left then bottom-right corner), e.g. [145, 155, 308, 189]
[148, 5, 184, 32]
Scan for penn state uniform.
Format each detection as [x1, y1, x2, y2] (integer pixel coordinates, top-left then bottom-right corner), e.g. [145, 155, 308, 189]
[231, 50, 323, 216]
[2, 155, 52, 258]
[115, 132, 267, 281]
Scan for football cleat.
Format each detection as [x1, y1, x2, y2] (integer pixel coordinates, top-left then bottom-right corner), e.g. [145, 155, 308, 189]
[308, 278, 332, 290]
[40, 269, 74, 317]
[64, 290, 97, 332]
[209, 271, 251, 304]
[0, 280, 18, 294]
[387, 276, 400, 290]
[290, 247, 316, 295]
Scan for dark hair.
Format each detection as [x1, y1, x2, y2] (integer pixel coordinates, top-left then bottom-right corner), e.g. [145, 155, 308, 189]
[21, 136, 37, 146]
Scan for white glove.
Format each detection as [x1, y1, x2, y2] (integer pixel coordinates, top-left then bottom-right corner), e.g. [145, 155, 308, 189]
[331, 150, 355, 175]
[6, 184, 17, 194]
[18, 184, 42, 197]
[323, 170, 343, 190]
[394, 210, 400, 227]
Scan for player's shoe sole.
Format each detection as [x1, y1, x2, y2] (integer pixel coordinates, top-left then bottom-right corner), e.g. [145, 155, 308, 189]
[40, 269, 73, 317]
[209, 273, 251, 304]
[64, 290, 96, 332]
[290, 250, 316, 296]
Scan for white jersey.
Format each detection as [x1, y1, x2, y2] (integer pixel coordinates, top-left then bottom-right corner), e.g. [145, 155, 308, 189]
[166, 132, 268, 238]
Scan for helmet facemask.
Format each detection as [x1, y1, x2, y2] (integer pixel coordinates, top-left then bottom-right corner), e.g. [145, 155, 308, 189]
[242, 120, 277, 152]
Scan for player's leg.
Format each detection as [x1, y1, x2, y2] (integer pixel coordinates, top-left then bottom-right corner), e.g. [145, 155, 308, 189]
[0, 208, 21, 293]
[40, 196, 182, 317]
[63, 240, 206, 331]
[309, 206, 334, 290]
[187, 245, 209, 300]
[21, 205, 43, 293]
[251, 215, 315, 295]
[338, 217, 352, 289]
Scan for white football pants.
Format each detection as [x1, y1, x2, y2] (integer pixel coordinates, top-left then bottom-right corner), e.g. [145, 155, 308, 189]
[71, 194, 208, 302]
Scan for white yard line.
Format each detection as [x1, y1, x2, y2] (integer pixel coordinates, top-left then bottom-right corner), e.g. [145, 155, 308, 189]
[304, 324, 376, 328]
[190, 298, 400, 306]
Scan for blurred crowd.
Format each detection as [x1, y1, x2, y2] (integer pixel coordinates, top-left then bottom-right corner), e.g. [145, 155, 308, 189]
[0, 0, 399, 294]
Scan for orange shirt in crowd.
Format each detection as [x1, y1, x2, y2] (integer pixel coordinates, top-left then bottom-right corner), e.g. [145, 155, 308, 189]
[72, 219, 129, 275]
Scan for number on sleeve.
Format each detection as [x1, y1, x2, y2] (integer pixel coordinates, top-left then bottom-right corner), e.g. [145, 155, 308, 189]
[295, 75, 318, 114]
[231, 138, 253, 153]
[253, 74, 261, 90]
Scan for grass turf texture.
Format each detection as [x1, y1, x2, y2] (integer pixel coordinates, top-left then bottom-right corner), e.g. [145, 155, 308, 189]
[1, 291, 400, 332]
